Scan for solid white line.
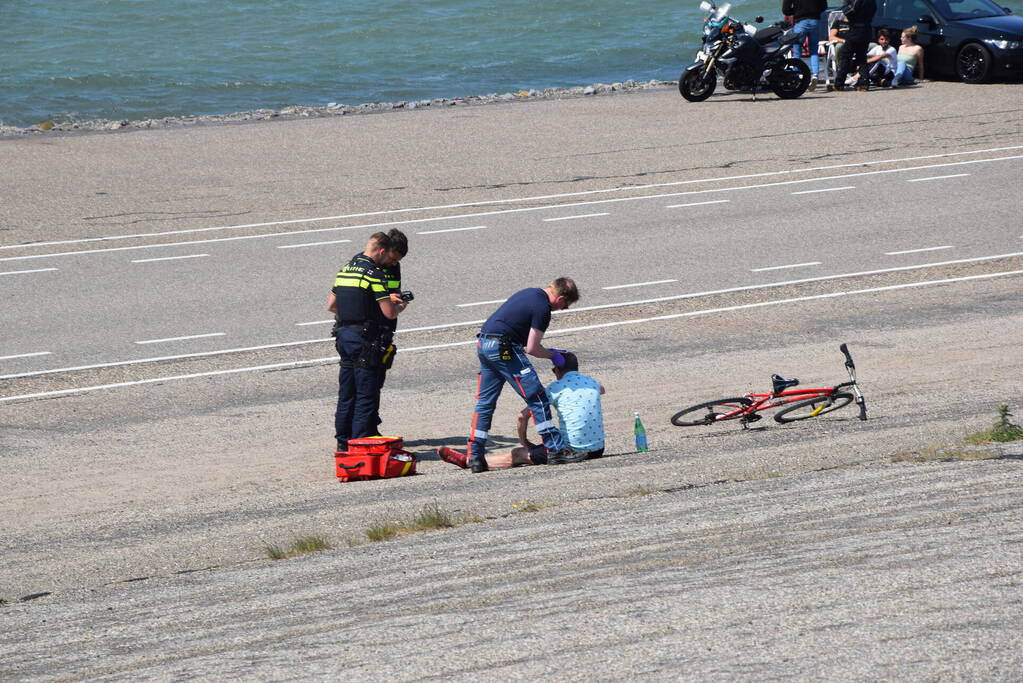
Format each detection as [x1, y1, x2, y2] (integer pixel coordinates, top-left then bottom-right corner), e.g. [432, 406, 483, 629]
[751, 262, 822, 272]
[134, 332, 226, 345]
[8, 249, 1023, 382]
[456, 299, 505, 308]
[542, 213, 610, 222]
[5, 153, 1023, 265]
[277, 239, 352, 249]
[5, 268, 1022, 403]
[907, 173, 970, 183]
[0, 351, 52, 361]
[0, 267, 58, 276]
[416, 225, 487, 235]
[603, 279, 678, 290]
[885, 245, 954, 256]
[4, 145, 1020, 252]
[131, 254, 208, 263]
[665, 200, 730, 209]
[791, 186, 855, 195]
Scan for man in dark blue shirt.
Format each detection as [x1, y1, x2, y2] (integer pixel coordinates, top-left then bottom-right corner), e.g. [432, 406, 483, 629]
[467, 277, 581, 472]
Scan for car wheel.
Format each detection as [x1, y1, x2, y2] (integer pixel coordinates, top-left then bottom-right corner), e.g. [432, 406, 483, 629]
[956, 42, 993, 83]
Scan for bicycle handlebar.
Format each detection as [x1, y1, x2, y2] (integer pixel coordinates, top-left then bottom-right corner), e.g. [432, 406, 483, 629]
[839, 343, 868, 421]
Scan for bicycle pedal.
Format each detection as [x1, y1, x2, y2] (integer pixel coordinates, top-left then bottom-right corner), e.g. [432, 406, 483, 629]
[743, 413, 762, 423]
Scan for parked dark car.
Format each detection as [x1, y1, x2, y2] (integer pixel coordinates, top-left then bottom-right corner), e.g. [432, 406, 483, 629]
[873, 0, 1023, 81]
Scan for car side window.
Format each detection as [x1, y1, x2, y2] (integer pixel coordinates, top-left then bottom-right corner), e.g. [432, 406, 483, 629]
[882, 0, 931, 19]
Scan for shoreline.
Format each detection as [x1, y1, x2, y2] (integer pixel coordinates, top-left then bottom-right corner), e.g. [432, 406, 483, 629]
[0, 78, 673, 138]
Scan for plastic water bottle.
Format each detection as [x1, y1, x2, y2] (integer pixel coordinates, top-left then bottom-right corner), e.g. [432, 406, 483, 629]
[634, 412, 648, 452]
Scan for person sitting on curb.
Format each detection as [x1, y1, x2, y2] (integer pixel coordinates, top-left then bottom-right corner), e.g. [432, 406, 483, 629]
[440, 351, 606, 469]
[865, 29, 897, 86]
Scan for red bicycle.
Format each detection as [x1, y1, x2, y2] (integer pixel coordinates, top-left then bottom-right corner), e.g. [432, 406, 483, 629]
[670, 343, 867, 429]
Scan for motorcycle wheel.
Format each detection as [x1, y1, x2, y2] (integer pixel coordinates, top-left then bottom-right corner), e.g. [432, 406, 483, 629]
[679, 68, 717, 102]
[770, 58, 811, 99]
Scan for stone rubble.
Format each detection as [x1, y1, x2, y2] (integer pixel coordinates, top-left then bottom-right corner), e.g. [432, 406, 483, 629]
[0, 79, 672, 137]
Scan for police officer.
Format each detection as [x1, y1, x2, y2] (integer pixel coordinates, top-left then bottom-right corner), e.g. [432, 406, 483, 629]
[370, 228, 410, 435]
[467, 277, 581, 473]
[327, 232, 400, 452]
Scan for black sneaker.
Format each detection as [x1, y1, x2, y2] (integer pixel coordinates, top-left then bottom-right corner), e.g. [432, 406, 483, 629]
[335, 441, 347, 454]
[549, 447, 587, 465]
[470, 457, 488, 473]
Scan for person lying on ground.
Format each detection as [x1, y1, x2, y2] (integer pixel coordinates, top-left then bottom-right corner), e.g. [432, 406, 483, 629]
[440, 351, 606, 469]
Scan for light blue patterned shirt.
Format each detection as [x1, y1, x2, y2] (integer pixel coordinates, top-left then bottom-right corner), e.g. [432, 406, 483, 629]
[547, 371, 605, 452]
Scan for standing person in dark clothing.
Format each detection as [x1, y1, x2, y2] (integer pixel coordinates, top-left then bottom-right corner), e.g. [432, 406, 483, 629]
[783, 0, 828, 89]
[327, 232, 399, 453]
[466, 277, 580, 473]
[370, 228, 410, 436]
[834, 0, 877, 91]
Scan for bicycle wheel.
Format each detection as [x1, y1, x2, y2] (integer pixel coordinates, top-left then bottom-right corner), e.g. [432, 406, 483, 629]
[671, 398, 752, 426]
[773, 392, 854, 423]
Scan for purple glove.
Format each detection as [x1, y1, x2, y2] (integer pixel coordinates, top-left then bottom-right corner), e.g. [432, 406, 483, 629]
[550, 351, 566, 369]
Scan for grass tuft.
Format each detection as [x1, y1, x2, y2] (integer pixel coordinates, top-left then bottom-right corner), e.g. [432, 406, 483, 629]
[964, 404, 1023, 444]
[361, 503, 481, 543]
[0, 597, 8, 606]
[264, 534, 334, 561]
[512, 500, 544, 513]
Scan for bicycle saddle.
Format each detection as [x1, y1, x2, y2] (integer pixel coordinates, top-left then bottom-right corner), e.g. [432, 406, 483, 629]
[771, 373, 799, 395]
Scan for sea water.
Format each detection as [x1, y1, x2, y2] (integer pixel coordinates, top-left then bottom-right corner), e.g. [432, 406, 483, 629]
[0, 0, 797, 128]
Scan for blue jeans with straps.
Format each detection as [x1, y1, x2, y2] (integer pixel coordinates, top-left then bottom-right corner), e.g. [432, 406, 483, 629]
[468, 336, 564, 461]
[790, 18, 821, 77]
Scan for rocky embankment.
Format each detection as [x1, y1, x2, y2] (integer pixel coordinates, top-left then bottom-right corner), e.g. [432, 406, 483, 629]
[0, 79, 671, 137]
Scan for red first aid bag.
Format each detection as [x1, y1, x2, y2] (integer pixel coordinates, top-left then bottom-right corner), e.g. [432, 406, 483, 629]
[334, 436, 417, 482]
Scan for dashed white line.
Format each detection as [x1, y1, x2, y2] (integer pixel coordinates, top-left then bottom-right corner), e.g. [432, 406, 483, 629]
[885, 245, 954, 256]
[5, 267, 1022, 403]
[131, 253, 208, 264]
[603, 279, 678, 290]
[791, 186, 855, 195]
[0, 351, 52, 361]
[542, 213, 610, 222]
[416, 226, 487, 235]
[455, 299, 505, 308]
[134, 332, 226, 345]
[277, 239, 352, 249]
[0, 267, 58, 276]
[751, 262, 822, 272]
[665, 200, 731, 209]
[907, 173, 971, 183]
[8, 249, 1023, 384]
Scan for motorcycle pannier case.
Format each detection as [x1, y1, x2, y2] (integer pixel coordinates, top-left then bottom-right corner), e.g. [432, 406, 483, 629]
[335, 436, 417, 482]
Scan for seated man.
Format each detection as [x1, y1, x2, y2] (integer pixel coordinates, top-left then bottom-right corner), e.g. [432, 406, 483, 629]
[439, 351, 606, 469]
[865, 29, 897, 86]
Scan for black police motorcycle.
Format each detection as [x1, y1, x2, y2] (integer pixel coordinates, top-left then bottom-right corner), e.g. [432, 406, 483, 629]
[679, 1, 811, 102]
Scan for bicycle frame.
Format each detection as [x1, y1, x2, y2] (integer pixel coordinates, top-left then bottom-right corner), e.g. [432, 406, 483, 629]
[673, 343, 867, 429]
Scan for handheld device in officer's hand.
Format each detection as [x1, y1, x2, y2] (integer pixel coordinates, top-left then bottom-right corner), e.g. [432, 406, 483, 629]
[399, 291, 414, 302]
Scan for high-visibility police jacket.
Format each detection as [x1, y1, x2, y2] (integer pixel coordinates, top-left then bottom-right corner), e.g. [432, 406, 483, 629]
[379, 261, 401, 332]
[332, 253, 389, 326]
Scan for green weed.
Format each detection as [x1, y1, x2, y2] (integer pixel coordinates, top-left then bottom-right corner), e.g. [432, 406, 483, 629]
[264, 534, 334, 561]
[965, 404, 1023, 444]
[512, 500, 544, 513]
[620, 485, 659, 498]
[361, 503, 481, 543]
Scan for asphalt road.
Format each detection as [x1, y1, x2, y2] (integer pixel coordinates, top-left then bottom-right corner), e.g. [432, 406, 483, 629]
[2, 82, 1023, 679]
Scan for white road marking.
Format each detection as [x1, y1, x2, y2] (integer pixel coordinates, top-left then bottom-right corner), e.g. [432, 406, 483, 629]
[5, 153, 1023, 265]
[5, 267, 1022, 403]
[907, 173, 971, 183]
[296, 248, 1023, 330]
[277, 239, 352, 249]
[791, 186, 855, 195]
[456, 299, 505, 308]
[665, 199, 730, 209]
[0, 351, 52, 361]
[0, 267, 58, 276]
[884, 245, 954, 256]
[4, 145, 1019, 252]
[134, 332, 226, 345]
[603, 279, 678, 290]
[416, 225, 487, 235]
[542, 213, 610, 222]
[8, 249, 1023, 383]
[751, 262, 822, 272]
[131, 253, 208, 264]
